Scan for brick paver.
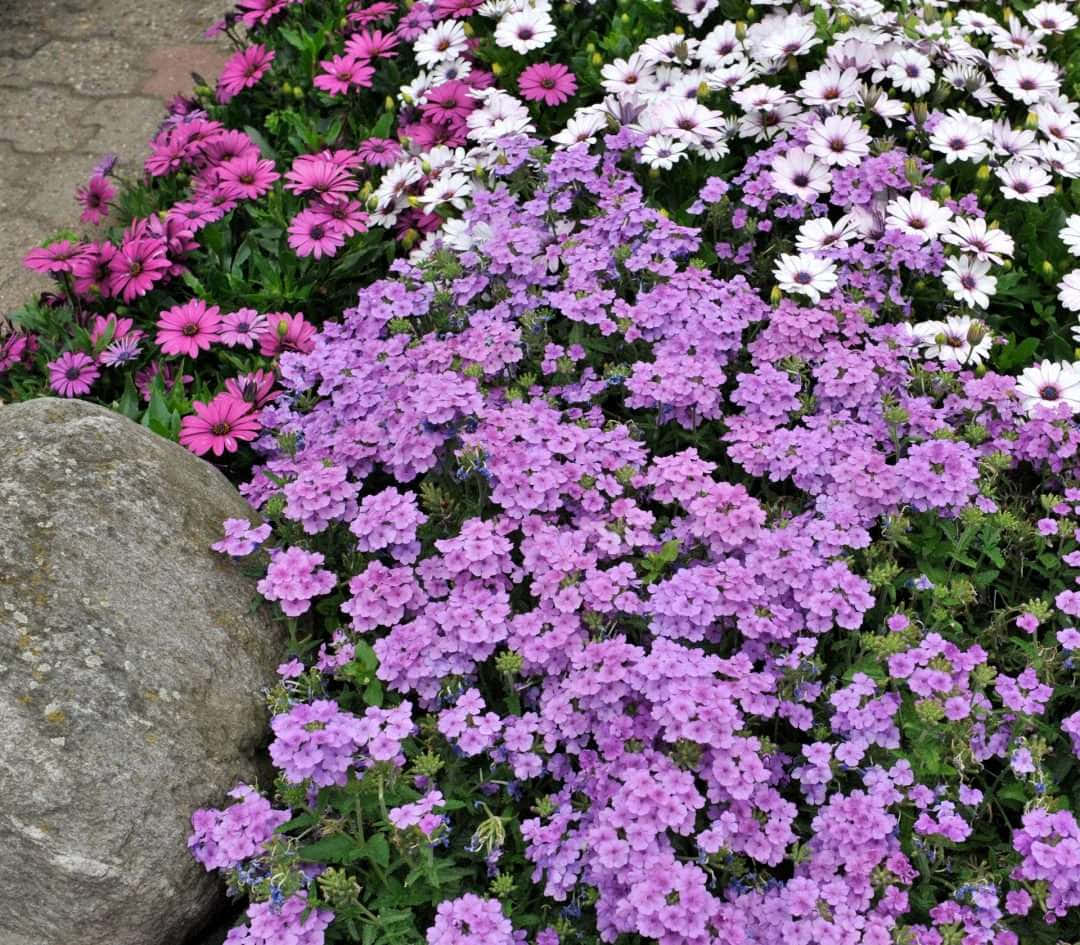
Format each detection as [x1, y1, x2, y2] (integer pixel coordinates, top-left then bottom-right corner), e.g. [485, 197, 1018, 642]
[0, 0, 229, 316]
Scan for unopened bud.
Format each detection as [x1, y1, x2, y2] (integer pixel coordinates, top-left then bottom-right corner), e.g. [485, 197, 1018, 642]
[1025, 110, 1039, 130]
[591, 52, 604, 66]
[770, 285, 783, 305]
[1042, 260, 1055, 278]
[904, 157, 923, 187]
[491, 62, 503, 76]
[402, 228, 419, 249]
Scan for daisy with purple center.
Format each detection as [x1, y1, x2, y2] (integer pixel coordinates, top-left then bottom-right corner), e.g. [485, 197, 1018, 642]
[167, 199, 223, 231]
[357, 137, 402, 167]
[179, 394, 261, 456]
[313, 55, 375, 96]
[421, 80, 476, 125]
[225, 368, 279, 408]
[0, 334, 30, 374]
[76, 175, 116, 225]
[284, 158, 359, 204]
[215, 154, 280, 200]
[220, 308, 268, 348]
[107, 238, 171, 302]
[309, 199, 369, 238]
[216, 44, 275, 104]
[23, 240, 89, 275]
[345, 28, 399, 61]
[48, 351, 100, 398]
[156, 300, 223, 357]
[100, 335, 143, 367]
[518, 63, 577, 106]
[287, 209, 347, 259]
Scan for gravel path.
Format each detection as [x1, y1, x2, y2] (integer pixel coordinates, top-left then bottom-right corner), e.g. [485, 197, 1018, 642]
[0, 0, 229, 314]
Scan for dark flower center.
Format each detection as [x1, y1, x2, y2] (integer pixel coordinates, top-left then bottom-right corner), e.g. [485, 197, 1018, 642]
[1041, 385, 1060, 400]
[211, 421, 232, 436]
[182, 323, 200, 336]
[793, 173, 809, 187]
[794, 272, 813, 284]
[541, 78, 556, 89]
[65, 367, 82, 380]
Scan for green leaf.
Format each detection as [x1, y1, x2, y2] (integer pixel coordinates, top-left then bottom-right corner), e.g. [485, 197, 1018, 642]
[243, 125, 279, 162]
[296, 833, 359, 864]
[115, 374, 141, 421]
[366, 833, 390, 869]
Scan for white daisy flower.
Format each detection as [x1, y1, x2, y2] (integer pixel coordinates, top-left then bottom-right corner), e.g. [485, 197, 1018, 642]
[996, 56, 1060, 105]
[797, 65, 861, 108]
[413, 21, 469, 67]
[886, 49, 934, 96]
[641, 134, 688, 170]
[494, 8, 555, 54]
[1015, 360, 1080, 416]
[774, 253, 838, 303]
[1059, 215, 1080, 255]
[942, 217, 1015, 265]
[929, 112, 991, 164]
[885, 192, 953, 243]
[1024, 1, 1078, 34]
[795, 215, 858, 253]
[996, 160, 1055, 202]
[600, 53, 656, 95]
[805, 114, 871, 167]
[552, 112, 608, 148]
[912, 315, 993, 365]
[942, 256, 997, 309]
[771, 148, 832, 203]
[1059, 269, 1080, 311]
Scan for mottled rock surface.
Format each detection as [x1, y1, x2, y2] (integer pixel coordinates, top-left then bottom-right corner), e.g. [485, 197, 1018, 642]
[0, 398, 283, 945]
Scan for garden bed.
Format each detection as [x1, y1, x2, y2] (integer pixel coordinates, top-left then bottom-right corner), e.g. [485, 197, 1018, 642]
[6, 0, 1080, 942]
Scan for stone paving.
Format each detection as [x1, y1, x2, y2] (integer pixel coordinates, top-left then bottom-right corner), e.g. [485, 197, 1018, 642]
[0, 0, 230, 316]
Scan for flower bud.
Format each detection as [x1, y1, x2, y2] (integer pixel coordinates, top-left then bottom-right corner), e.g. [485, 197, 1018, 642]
[975, 163, 991, 184]
[735, 20, 747, 38]
[1042, 260, 1055, 278]
[770, 285, 783, 305]
[1025, 110, 1039, 129]
[462, 22, 474, 36]
[911, 102, 928, 127]
[591, 52, 604, 66]
[904, 157, 923, 187]
[491, 62, 503, 76]
[293, 86, 304, 99]
[836, 12, 851, 29]
[402, 228, 419, 249]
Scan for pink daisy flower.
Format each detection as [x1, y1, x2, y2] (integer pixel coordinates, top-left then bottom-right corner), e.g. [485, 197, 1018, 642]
[135, 362, 192, 401]
[167, 199, 222, 231]
[236, 0, 301, 27]
[220, 308, 268, 348]
[356, 137, 402, 167]
[345, 29, 399, 61]
[518, 63, 577, 106]
[217, 44, 275, 104]
[23, 240, 88, 275]
[71, 241, 118, 298]
[309, 199, 369, 237]
[156, 300, 222, 357]
[260, 311, 317, 356]
[215, 154, 280, 200]
[48, 351, 100, 398]
[421, 80, 475, 125]
[347, 1, 397, 26]
[76, 175, 116, 225]
[434, 0, 486, 18]
[108, 238, 171, 302]
[225, 368, 280, 408]
[89, 313, 139, 348]
[284, 158, 359, 204]
[287, 210, 346, 259]
[200, 130, 259, 165]
[179, 394, 261, 456]
[0, 334, 30, 374]
[313, 55, 374, 96]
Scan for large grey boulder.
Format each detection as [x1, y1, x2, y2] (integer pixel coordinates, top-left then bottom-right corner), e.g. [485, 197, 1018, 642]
[0, 399, 284, 945]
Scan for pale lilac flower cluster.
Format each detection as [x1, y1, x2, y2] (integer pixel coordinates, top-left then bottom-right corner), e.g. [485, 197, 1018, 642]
[188, 783, 291, 872]
[256, 547, 336, 617]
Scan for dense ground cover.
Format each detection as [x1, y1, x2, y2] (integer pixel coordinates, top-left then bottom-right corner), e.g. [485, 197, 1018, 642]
[8, 0, 1080, 943]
